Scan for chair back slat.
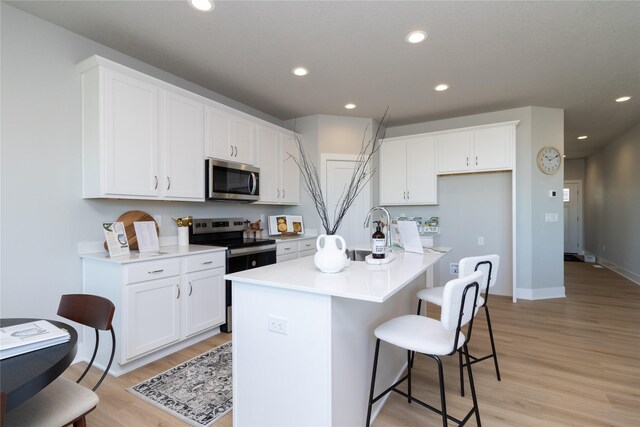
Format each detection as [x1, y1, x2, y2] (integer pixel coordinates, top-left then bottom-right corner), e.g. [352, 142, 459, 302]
[459, 254, 500, 295]
[57, 294, 115, 330]
[440, 270, 483, 332]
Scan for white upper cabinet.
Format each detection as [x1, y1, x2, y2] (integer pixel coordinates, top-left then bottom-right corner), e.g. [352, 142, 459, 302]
[162, 90, 204, 200]
[256, 125, 300, 205]
[102, 68, 160, 198]
[79, 56, 205, 201]
[437, 124, 514, 174]
[205, 105, 256, 166]
[380, 135, 437, 205]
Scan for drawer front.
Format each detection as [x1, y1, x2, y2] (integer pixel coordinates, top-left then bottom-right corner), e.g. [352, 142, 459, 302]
[125, 259, 180, 284]
[277, 241, 298, 256]
[186, 251, 226, 273]
[298, 239, 316, 252]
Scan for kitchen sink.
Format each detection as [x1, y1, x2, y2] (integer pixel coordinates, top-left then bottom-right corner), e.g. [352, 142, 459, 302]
[346, 248, 372, 262]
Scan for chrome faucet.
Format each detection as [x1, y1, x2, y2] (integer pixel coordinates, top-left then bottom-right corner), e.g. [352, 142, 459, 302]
[363, 207, 392, 250]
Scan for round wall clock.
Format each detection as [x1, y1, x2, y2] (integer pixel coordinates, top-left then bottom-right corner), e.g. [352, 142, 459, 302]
[536, 146, 562, 175]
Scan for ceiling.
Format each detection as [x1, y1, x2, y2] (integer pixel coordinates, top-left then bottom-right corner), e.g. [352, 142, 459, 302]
[7, 0, 639, 159]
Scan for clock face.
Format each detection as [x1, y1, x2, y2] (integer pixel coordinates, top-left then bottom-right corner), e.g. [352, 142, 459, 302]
[537, 146, 562, 175]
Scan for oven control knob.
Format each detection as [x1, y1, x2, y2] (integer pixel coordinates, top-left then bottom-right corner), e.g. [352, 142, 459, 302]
[251, 260, 257, 267]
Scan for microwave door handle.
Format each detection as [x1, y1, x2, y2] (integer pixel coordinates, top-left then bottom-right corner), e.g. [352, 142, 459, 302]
[249, 172, 257, 195]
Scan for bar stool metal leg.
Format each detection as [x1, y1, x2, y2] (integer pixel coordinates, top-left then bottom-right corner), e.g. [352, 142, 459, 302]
[485, 305, 501, 381]
[407, 350, 412, 403]
[458, 349, 465, 396]
[463, 343, 482, 427]
[433, 355, 448, 427]
[366, 339, 381, 427]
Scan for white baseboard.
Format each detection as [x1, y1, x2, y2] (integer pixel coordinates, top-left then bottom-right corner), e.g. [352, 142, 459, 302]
[597, 257, 640, 285]
[517, 286, 566, 300]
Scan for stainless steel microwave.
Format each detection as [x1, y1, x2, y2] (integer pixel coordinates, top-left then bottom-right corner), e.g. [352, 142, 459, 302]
[206, 159, 260, 202]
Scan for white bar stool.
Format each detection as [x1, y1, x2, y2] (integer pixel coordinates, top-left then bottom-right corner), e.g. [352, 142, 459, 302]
[417, 255, 501, 395]
[366, 270, 484, 427]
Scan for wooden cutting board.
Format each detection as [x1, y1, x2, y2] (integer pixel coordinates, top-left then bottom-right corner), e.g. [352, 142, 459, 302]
[103, 210, 159, 251]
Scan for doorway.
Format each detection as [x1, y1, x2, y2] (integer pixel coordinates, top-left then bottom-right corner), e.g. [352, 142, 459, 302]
[563, 180, 583, 255]
[322, 154, 371, 248]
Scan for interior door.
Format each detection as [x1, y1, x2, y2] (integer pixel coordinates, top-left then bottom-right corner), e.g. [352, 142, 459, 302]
[326, 159, 371, 249]
[563, 181, 581, 253]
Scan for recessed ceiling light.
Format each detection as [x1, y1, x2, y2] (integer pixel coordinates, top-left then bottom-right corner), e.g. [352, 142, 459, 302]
[434, 84, 449, 92]
[577, 135, 588, 140]
[188, 0, 215, 12]
[563, 155, 566, 158]
[344, 103, 357, 110]
[615, 96, 632, 103]
[291, 67, 309, 77]
[405, 31, 427, 44]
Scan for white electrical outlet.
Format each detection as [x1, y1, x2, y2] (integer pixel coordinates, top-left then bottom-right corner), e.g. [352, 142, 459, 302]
[153, 215, 162, 227]
[478, 236, 485, 245]
[268, 315, 288, 335]
[450, 263, 459, 275]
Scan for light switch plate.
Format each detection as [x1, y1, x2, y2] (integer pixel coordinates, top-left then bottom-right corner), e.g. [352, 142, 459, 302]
[545, 213, 559, 222]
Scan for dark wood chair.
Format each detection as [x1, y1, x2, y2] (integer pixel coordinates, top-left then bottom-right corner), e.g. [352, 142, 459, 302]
[3, 294, 115, 427]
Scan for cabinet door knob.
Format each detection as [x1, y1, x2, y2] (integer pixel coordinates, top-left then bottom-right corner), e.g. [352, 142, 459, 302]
[176, 284, 181, 299]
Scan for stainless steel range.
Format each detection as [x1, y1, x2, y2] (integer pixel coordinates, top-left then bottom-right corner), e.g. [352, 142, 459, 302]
[189, 217, 276, 332]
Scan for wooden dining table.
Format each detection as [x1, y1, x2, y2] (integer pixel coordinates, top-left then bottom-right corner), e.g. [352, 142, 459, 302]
[0, 318, 78, 418]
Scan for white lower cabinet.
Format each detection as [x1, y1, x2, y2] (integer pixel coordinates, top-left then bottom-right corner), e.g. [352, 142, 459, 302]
[184, 267, 225, 337]
[276, 238, 316, 263]
[82, 249, 226, 374]
[126, 276, 181, 360]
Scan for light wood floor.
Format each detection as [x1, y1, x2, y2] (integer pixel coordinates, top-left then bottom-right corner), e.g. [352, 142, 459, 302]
[67, 261, 640, 426]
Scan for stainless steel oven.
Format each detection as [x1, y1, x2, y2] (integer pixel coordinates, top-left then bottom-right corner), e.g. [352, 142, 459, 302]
[189, 218, 276, 332]
[206, 159, 259, 202]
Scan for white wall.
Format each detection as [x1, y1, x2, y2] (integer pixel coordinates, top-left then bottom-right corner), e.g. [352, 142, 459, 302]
[386, 106, 565, 299]
[0, 5, 287, 319]
[564, 159, 585, 181]
[283, 114, 380, 235]
[584, 123, 640, 283]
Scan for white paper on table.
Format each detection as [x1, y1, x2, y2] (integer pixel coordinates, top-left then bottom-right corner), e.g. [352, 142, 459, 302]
[397, 221, 424, 254]
[134, 221, 160, 253]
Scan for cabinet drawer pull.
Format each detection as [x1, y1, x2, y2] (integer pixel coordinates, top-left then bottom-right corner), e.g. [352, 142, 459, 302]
[189, 281, 193, 296]
[407, 191, 410, 199]
[282, 189, 286, 198]
[284, 247, 291, 251]
[230, 145, 234, 157]
[148, 269, 164, 274]
[167, 177, 171, 190]
[201, 260, 213, 265]
[176, 284, 181, 299]
[475, 156, 478, 166]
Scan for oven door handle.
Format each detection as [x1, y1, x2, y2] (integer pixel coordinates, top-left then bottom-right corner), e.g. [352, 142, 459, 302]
[227, 244, 276, 258]
[249, 172, 257, 195]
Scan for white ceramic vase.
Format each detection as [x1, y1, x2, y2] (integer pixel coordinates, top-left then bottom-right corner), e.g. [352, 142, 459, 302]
[178, 227, 189, 246]
[314, 234, 348, 273]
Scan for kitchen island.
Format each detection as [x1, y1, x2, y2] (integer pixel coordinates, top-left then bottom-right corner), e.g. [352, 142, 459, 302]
[225, 247, 451, 427]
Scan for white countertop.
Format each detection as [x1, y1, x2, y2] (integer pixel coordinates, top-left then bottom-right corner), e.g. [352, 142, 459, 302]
[225, 247, 451, 303]
[80, 244, 226, 264]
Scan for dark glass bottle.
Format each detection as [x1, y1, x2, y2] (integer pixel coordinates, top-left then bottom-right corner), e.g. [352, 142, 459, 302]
[371, 220, 385, 259]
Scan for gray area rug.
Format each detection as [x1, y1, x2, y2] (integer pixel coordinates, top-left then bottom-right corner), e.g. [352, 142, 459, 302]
[128, 341, 232, 427]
